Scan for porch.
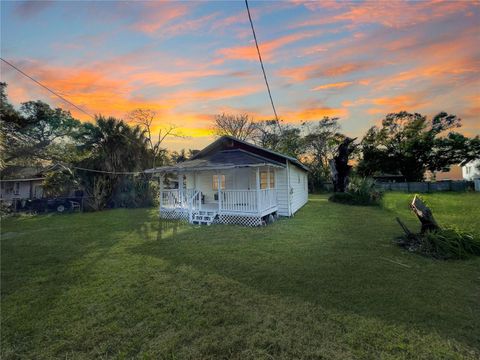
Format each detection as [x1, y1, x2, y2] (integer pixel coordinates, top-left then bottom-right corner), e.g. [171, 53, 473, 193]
[158, 165, 280, 226]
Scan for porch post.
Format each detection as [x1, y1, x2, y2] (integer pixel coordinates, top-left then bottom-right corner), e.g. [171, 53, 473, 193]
[159, 174, 164, 216]
[177, 172, 183, 205]
[217, 172, 222, 212]
[267, 166, 271, 190]
[256, 167, 261, 214]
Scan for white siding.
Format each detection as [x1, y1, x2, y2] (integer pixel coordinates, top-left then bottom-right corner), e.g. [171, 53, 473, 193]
[275, 167, 289, 216]
[288, 162, 309, 215]
[179, 163, 308, 216]
[0, 180, 41, 200]
[462, 160, 480, 181]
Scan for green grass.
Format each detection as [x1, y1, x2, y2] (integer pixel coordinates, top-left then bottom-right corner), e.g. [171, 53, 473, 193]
[2, 192, 479, 359]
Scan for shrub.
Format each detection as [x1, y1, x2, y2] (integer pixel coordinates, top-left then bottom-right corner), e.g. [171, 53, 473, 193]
[420, 227, 480, 260]
[329, 177, 383, 205]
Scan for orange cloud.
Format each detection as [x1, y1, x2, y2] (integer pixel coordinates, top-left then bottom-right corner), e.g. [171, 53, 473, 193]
[170, 85, 262, 102]
[283, 106, 349, 122]
[279, 61, 376, 81]
[294, 0, 473, 29]
[132, 3, 190, 34]
[217, 32, 314, 61]
[311, 81, 354, 90]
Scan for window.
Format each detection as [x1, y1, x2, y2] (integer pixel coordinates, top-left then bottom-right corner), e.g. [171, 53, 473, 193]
[260, 169, 275, 189]
[260, 171, 268, 189]
[14, 182, 20, 195]
[212, 175, 225, 190]
[466, 166, 471, 175]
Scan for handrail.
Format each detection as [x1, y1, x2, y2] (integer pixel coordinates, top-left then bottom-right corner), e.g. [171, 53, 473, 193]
[188, 190, 202, 222]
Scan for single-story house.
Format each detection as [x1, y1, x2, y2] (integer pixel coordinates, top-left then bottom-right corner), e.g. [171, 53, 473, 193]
[0, 166, 45, 202]
[146, 135, 309, 226]
[462, 159, 480, 181]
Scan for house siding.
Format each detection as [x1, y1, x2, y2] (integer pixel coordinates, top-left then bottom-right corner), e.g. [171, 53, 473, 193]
[0, 180, 44, 201]
[275, 167, 289, 216]
[288, 162, 309, 215]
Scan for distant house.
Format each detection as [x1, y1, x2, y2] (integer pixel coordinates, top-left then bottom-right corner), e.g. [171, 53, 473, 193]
[462, 160, 480, 181]
[0, 166, 46, 202]
[147, 136, 309, 226]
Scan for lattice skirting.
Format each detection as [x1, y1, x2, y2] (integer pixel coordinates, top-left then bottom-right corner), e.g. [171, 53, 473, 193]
[213, 214, 264, 227]
[159, 208, 189, 222]
[160, 209, 266, 227]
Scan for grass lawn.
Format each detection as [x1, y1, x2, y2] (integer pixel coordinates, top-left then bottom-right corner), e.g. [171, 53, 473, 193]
[2, 192, 479, 359]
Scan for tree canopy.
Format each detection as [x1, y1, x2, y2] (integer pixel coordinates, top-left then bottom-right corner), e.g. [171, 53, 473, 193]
[357, 111, 479, 181]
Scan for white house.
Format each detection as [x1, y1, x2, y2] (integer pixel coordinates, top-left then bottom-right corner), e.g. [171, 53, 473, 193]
[462, 159, 480, 181]
[146, 136, 309, 226]
[0, 166, 45, 202]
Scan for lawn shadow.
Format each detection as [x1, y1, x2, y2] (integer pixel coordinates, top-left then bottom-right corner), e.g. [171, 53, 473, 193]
[129, 203, 480, 350]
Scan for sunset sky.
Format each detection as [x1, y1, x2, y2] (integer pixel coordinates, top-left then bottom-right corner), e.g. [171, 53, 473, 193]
[1, 0, 479, 150]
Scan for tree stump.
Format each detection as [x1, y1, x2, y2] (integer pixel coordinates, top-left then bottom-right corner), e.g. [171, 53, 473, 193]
[410, 195, 439, 233]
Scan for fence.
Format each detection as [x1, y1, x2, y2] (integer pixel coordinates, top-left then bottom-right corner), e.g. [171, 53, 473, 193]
[376, 180, 474, 192]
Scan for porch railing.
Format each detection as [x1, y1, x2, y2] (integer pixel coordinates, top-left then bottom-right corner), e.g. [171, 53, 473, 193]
[188, 190, 202, 222]
[161, 188, 277, 215]
[259, 188, 277, 212]
[220, 189, 276, 214]
[220, 190, 257, 213]
[160, 189, 196, 209]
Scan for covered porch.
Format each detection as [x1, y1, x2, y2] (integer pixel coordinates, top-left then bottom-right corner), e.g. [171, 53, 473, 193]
[148, 152, 283, 226]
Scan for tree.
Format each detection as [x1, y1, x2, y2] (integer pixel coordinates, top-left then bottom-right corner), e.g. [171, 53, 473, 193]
[357, 111, 477, 181]
[127, 108, 181, 168]
[302, 117, 345, 191]
[252, 119, 304, 157]
[76, 116, 152, 209]
[1, 84, 83, 166]
[330, 137, 357, 192]
[213, 113, 257, 141]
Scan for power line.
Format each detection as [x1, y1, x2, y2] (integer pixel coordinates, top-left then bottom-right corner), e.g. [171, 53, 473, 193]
[0, 57, 95, 119]
[70, 165, 145, 175]
[244, 0, 279, 122]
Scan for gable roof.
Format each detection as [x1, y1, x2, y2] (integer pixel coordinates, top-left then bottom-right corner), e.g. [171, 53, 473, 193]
[191, 136, 308, 171]
[146, 149, 285, 173]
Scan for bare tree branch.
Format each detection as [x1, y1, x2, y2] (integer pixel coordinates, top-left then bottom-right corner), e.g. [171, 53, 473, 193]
[213, 113, 257, 141]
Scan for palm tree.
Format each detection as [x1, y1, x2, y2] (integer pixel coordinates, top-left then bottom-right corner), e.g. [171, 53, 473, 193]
[76, 116, 152, 209]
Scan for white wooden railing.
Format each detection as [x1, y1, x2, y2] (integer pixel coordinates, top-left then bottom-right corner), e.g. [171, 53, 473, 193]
[220, 190, 257, 213]
[188, 190, 202, 222]
[259, 189, 277, 212]
[160, 189, 196, 209]
[220, 189, 276, 214]
[161, 188, 277, 215]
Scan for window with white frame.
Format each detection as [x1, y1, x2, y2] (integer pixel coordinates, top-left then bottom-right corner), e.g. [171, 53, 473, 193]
[260, 169, 275, 189]
[212, 174, 225, 190]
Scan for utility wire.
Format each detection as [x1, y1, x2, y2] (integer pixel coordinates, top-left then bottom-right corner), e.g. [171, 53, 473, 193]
[244, 0, 279, 122]
[70, 165, 145, 175]
[0, 57, 95, 119]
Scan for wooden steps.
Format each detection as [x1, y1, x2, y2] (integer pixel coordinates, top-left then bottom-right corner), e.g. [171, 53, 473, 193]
[191, 210, 218, 225]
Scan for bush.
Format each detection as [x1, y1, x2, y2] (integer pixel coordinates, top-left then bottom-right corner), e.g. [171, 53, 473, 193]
[420, 227, 480, 260]
[329, 177, 383, 205]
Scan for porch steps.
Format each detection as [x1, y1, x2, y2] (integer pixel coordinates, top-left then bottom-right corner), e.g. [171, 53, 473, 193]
[191, 210, 218, 226]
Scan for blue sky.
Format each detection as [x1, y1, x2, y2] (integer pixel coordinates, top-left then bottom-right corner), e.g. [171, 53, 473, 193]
[1, 0, 479, 150]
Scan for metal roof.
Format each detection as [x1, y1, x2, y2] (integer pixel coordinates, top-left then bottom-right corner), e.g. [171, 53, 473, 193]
[146, 149, 285, 173]
[190, 135, 309, 171]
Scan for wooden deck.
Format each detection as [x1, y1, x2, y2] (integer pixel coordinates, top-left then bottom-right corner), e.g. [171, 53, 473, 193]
[159, 189, 278, 225]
